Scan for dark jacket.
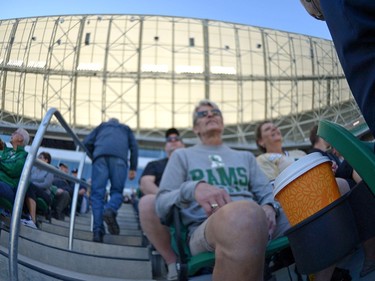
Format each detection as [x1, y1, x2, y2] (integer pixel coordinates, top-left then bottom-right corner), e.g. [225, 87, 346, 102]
[0, 146, 28, 188]
[83, 119, 138, 171]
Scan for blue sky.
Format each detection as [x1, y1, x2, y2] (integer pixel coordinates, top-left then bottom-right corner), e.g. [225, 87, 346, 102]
[1, 0, 331, 39]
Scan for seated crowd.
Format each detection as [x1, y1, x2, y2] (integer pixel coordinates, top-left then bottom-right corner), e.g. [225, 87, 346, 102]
[0, 101, 374, 281]
[0, 128, 89, 229]
[140, 100, 375, 281]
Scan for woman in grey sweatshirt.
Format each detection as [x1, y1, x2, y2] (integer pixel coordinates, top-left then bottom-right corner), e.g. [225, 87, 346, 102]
[156, 100, 289, 281]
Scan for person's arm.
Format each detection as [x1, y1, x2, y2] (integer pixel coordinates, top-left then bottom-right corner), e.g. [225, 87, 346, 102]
[194, 181, 232, 216]
[140, 175, 159, 195]
[352, 169, 362, 184]
[249, 153, 279, 236]
[139, 161, 160, 195]
[256, 154, 280, 181]
[128, 170, 136, 180]
[128, 128, 138, 173]
[82, 128, 98, 158]
[249, 153, 276, 205]
[64, 180, 74, 195]
[78, 187, 86, 196]
[31, 170, 54, 190]
[155, 150, 199, 222]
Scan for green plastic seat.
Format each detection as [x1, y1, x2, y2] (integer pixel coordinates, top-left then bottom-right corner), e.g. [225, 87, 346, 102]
[36, 197, 49, 212]
[0, 197, 13, 212]
[317, 120, 375, 195]
[170, 206, 290, 280]
[0, 185, 56, 225]
[36, 197, 52, 223]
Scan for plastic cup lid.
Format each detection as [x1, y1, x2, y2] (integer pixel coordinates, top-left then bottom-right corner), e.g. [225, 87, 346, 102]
[273, 152, 331, 196]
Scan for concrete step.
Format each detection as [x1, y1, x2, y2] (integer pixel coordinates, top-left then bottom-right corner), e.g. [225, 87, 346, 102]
[62, 210, 140, 225]
[2, 226, 148, 259]
[36, 203, 145, 246]
[0, 201, 157, 280]
[0, 228, 153, 280]
[0, 245, 155, 281]
[49, 218, 142, 235]
[39, 222, 144, 246]
[46, 203, 142, 233]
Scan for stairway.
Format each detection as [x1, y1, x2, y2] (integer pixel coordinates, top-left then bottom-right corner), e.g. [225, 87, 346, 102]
[1, 200, 374, 281]
[0, 203, 164, 281]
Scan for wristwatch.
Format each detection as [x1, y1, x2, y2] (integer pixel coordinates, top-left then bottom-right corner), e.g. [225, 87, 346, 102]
[266, 202, 280, 218]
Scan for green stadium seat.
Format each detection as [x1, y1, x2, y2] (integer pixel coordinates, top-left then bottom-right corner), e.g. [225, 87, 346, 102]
[317, 120, 375, 195]
[36, 197, 52, 223]
[169, 206, 291, 280]
[0, 185, 56, 224]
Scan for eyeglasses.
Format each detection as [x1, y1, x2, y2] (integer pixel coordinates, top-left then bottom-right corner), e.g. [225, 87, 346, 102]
[195, 109, 222, 119]
[166, 136, 181, 142]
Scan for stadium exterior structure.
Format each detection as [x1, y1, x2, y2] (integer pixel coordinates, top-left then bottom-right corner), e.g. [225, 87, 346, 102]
[0, 14, 363, 152]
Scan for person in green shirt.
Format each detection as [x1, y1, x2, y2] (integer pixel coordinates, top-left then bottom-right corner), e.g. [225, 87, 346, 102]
[0, 128, 30, 204]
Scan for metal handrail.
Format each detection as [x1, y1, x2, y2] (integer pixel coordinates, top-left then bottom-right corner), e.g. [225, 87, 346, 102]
[9, 107, 92, 280]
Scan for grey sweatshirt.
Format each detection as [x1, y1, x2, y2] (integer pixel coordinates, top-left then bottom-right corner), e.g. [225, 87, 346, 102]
[155, 143, 276, 236]
[30, 166, 54, 192]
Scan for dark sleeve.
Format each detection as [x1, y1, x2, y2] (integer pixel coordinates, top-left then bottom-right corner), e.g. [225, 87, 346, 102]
[128, 128, 138, 171]
[53, 177, 73, 195]
[335, 160, 354, 180]
[336, 160, 357, 188]
[83, 128, 98, 156]
[320, 0, 375, 136]
[141, 161, 157, 177]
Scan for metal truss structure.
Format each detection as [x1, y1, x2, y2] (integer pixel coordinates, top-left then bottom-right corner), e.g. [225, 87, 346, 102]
[0, 15, 363, 151]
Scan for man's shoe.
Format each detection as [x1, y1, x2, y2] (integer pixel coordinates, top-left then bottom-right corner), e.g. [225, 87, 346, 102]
[103, 208, 120, 235]
[93, 231, 104, 243]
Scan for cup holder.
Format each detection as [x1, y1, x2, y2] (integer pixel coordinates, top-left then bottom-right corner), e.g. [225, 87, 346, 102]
[284, 194, 360, 274]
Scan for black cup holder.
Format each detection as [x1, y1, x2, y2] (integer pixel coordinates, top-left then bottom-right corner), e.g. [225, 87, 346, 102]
[284, 193, 360, 274]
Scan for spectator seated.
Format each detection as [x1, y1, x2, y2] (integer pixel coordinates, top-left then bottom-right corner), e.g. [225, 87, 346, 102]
[0, 195, 44, 228]
[317, 120, 375, 194]
[0, 194, 53, 225]
[273, 120, 375, 277]
[169, 205, 293, 281]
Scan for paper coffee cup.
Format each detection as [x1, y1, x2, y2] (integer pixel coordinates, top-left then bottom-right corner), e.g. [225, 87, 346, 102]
[274, 152, 341, 226]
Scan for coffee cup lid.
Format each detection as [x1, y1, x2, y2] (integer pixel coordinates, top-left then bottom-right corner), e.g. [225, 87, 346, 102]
[273, 152, 331, 196]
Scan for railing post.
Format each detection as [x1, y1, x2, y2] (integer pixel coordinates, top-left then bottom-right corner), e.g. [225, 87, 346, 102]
[68, 153, 87, 250]
[9, 107, 91, 280]
[9, 108, 57, 281]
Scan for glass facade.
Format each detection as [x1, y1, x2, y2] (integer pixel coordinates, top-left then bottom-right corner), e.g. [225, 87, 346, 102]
[0, 15, 362, 149]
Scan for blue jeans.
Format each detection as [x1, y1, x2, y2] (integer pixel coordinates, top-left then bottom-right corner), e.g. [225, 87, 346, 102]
[91, 156, 128, 233]
[0, 181, 16, 203]
[321, 0, 375, 137]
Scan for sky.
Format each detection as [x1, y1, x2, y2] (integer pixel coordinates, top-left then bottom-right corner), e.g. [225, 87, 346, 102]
[1, 0, 331, 40]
